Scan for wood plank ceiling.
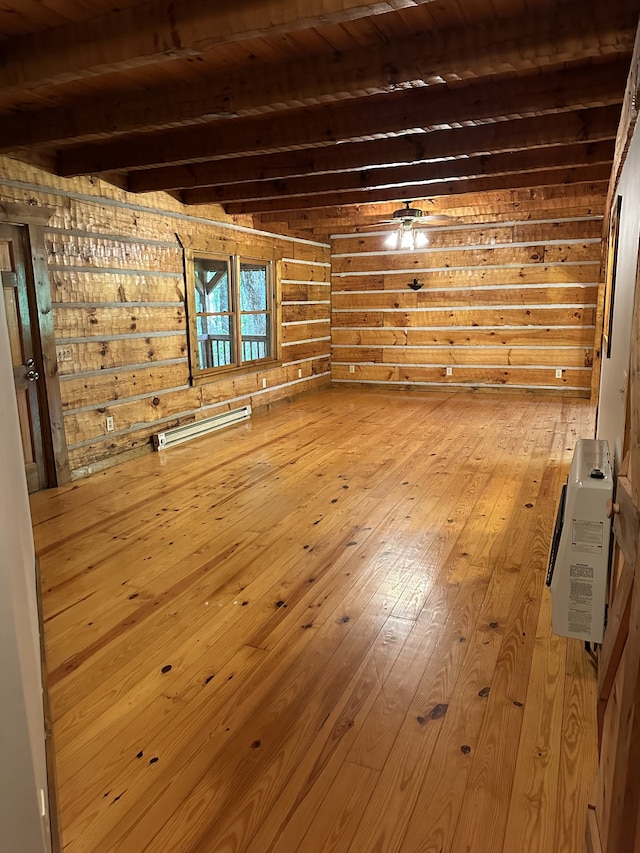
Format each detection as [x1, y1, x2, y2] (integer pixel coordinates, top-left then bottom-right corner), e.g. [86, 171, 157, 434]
[0, 0, 638, 235]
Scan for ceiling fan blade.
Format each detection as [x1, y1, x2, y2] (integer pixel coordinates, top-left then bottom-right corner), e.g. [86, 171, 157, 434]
[415, 214, 455, 223]
[357, 221, 399, 229]
[354, 211, 455, 230]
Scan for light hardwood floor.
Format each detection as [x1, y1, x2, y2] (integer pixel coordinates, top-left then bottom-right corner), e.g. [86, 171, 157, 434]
[31, 387, 598, 853]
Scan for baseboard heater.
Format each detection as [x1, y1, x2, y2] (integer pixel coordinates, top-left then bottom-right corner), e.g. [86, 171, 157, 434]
[546, 438, 613, 644]
[153, 405, 251, 450]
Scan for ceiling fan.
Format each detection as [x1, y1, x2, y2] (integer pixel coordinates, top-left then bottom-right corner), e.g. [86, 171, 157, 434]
[362, 201, 454, 250]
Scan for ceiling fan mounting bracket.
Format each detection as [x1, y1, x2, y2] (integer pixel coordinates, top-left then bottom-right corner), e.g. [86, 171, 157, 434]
[393, 201, 424, 221]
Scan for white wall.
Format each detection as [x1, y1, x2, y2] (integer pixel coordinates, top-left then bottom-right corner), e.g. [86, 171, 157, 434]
[0, 292, 52, 851]
[597, 125, 640, 470]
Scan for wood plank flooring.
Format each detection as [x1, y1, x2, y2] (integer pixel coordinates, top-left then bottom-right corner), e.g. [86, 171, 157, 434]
[31, 387, 598, 852]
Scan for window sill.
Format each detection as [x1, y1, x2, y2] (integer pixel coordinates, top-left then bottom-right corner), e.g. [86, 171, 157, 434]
[190, 359, 282, 387]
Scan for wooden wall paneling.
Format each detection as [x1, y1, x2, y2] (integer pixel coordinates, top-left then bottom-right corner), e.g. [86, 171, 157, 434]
[0, 160, 331, 477]
[281, 259, 330, 282]
[0, 159, 320, 257]
[282, 282, 330, 301]
[332, 346, 593, 368]
[332, 364, 591, 391]
[282, 303, 331, 323]
[590, 19, 640, 405]
[332, 327, 596, 348]
[63, 386, 204, 445]
[59, 362, 192, 411]
[53, 305, 186, 337]
[331, 205, 601, 395]
[55, 335, 188, 376]
[47, 234, 183, 272]
[331, 243, 600, 274]
[333, 218, 604, 254]
[332, 286, 599, 309]
[332, 307, 595, 328]
[282, 321, 331, 343]
[282, 341, 331, 363]
[49, 270, 186, 304]
[335, 265, 602, 291]
[268, 185, 608, 225]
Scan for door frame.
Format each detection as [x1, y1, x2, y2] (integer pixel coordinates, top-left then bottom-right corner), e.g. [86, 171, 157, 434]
[0, 202, 70, 487]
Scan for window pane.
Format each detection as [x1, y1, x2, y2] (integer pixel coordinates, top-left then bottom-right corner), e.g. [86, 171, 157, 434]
[240, 262, 268, 311]
[197, 314, 234, 369]
[194, 258, 230, 313]
[241, 313, 270, 362]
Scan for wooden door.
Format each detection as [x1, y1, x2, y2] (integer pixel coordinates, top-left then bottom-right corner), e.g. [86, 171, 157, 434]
[0, 223, 50, 492]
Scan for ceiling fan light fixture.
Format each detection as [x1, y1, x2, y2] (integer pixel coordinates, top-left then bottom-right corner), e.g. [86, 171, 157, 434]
[385, 230, 400, 249]
[400, 227, 415, 250]
[414, 230, 429, 248]
[385, 222, 429, 251]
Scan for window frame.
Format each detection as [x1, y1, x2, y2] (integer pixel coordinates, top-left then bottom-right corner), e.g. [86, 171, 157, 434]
[185, 248, 281, 385]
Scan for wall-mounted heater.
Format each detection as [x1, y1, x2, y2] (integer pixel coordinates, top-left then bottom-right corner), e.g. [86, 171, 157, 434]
[153, 405, 251, 451]
[546, 438, 613, 644]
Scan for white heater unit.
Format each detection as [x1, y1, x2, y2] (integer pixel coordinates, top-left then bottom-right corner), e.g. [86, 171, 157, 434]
[546, 438, 613, 644]
[153, 405, 251, 450]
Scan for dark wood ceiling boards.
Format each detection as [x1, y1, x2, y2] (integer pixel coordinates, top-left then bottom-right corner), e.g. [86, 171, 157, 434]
[0, 0, 638, 235]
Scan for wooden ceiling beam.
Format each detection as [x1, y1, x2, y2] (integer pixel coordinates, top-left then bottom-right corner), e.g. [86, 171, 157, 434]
[129, 106, 620, 193]
[182, 140, 614, 205]
[2, 2, 634, 150]
[56, 60, 629, 177]
[0, 0, 439, 92]
[256, 180, 608, 227]
[222, 164, 613, 214]
[253, 182, 609, 224]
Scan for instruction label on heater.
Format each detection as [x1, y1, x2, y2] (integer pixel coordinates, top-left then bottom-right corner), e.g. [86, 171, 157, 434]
[571, 519, 604, 553]
[568, 563, 594, 634]
[568, 608, 592, 634]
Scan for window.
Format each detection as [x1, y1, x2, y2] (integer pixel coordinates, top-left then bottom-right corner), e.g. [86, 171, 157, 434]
[186, 251, 278, 381]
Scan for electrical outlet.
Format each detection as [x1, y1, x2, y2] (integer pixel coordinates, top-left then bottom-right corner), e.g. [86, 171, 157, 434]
[106, 416, 114, 432]
[298, 368, 302, 379]
[555, 368, 563, 379]
[57, 346, 73, 363]
[262, 378, 267, 388]
[446, 366, 453, 376]
[349, 365, 355, 374]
